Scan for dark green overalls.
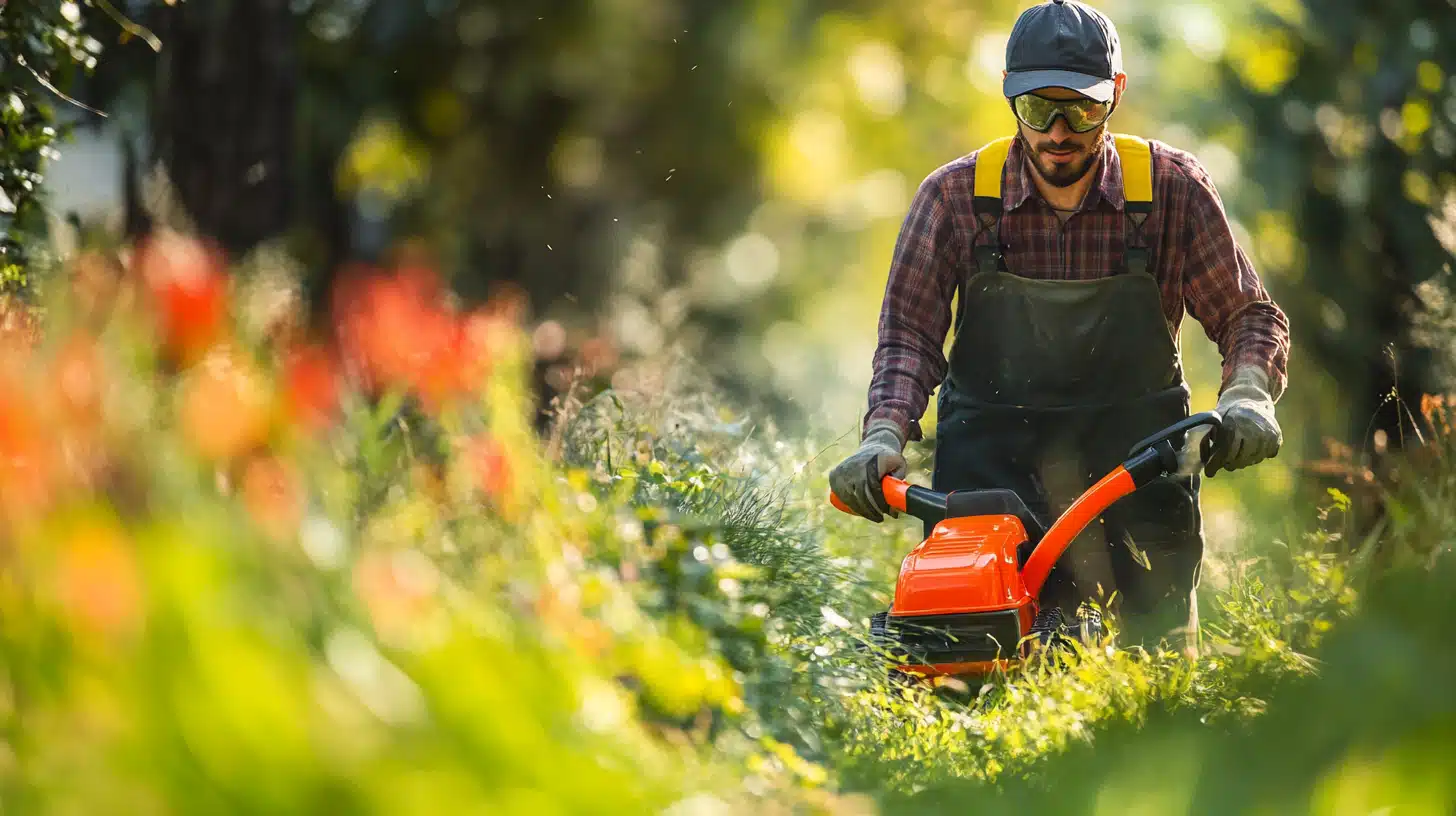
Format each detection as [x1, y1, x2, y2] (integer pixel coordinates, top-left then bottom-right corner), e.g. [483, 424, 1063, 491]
[930, 134, 1202, 648]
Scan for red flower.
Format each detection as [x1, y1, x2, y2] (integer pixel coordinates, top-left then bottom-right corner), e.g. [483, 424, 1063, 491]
[282, 344, 340, 432]
[331, 265, 496, 411]
[134, 231, 229, 366]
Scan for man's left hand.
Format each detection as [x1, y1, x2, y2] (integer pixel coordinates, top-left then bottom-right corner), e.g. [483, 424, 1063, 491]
[1206, 365, 1282, 476]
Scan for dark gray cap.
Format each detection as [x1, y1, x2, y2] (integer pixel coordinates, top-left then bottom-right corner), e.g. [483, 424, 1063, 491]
[1003, 0, 1122, 102]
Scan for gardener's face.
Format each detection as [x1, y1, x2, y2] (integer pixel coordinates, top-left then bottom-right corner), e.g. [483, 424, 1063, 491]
[1012, 82, 1125, 188]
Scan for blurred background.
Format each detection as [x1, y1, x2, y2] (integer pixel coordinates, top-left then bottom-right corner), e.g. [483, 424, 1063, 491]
[17, 0, 1456, 565]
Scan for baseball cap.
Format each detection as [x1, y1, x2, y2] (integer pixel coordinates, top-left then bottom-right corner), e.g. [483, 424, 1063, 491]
[1002, 0, 1122, 103]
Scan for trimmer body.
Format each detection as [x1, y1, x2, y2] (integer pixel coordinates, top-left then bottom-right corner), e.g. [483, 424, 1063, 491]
[833, 412, 1221, 681]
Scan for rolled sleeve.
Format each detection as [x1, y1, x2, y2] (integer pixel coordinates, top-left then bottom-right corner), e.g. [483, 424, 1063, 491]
[1177, 162, 1291, 401]
[864, 170, 961, 441]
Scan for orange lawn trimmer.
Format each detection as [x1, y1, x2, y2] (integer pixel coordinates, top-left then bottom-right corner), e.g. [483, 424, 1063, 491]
[831, 411, 1221, 683]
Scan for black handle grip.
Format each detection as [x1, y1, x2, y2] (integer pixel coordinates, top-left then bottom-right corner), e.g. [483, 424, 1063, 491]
[904, 485, 948, 526]
[1126, 410, 1222, 459]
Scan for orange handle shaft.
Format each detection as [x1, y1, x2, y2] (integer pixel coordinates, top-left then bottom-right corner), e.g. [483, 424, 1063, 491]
[829, 476, 910, 516]
[1021, 465, 1136, 598]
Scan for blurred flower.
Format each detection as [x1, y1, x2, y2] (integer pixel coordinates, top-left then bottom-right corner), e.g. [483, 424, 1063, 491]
[352, 548, 438, 642]
[0, 385, 54, 524]
[334, 267, 436, 391]
[178, 346, 272, 462]
[281, 343, 340, 433]
[1421, 393, 1452, 437]
[465, 433, 513, 502]
[133, 230, 229, 366]
[242, 453, 303, 541]
[412, 312, 470, 413]
[333, 264, 498, 412]
[55, 517, 141, 638]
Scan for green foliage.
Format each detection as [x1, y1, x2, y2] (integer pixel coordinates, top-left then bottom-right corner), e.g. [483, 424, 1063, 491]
[6, 232, 1456, 812]
[552, 369, 1382, 808]
[0, 0, 97, 290]
[1210, 0, 1456, 450]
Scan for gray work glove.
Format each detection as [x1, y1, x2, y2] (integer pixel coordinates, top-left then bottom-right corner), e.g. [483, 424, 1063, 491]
[829, 420, 907, 522]
[1205, 365, 1283, 477]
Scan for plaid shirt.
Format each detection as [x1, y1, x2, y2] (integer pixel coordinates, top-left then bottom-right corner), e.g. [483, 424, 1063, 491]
[866, 132, 1291, 443]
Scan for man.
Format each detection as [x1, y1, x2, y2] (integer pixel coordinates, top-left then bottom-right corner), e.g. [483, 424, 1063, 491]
[829, 0, 1289, 649]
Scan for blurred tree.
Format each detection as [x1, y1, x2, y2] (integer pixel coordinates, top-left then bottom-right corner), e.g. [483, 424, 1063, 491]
[144, 0, 298, 257]
[77, 0, 860, 323]
[0, 0, 97, 292]
[1214, 1, 1456, 466]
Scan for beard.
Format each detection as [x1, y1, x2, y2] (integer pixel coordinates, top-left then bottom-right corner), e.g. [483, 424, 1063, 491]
[1021, 128, 1103, 188]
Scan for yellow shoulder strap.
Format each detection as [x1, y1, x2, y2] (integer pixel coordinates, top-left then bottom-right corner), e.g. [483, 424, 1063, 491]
[1112, 133, 1153, 213]
[976, 134, 1151, 211]
[972, 136, 1015, 213]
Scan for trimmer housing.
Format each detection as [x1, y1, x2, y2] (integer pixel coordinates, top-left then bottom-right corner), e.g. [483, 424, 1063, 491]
[833, 412, 1221, 680]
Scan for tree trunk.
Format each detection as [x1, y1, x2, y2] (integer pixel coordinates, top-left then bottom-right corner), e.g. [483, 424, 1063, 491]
[149, 0, 296, 256]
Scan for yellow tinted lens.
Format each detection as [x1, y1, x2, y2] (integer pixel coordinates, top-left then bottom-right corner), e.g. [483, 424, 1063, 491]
[1013, 94, 1059, 129]
[1063, 98, 1111, 131]
[1013, 95, 1111, 132]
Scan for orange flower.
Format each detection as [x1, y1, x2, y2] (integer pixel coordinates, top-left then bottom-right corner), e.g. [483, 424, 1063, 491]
[134, 230, 229, 366]
[242, 454, 303, 541]
[0, 388, 54, 523]
[466, 434, 513, 502]
[55, 519, 142, 638]
[178, 347, 272, 462]
[281, 344, 339, 432]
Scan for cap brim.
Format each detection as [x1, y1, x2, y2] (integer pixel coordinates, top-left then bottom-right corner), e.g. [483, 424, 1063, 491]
[1003, 70, 1114, 102]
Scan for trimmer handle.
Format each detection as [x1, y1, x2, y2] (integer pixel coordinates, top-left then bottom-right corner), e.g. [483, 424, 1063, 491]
[830, 476, 949, 524]
[1127, 410, 1221, 460]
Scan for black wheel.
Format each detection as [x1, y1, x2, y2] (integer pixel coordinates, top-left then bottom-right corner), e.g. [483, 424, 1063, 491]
[1074, 603, 1105, 645]
[854, 611, 885, 654]
[1028, 606, 1068, 647]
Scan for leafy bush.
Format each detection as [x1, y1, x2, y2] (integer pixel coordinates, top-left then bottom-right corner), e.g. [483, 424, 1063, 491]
[0, 234, 863, 813]
[1, 0, 97, 291]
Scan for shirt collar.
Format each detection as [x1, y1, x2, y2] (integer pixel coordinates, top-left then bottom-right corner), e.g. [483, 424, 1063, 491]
[1004, 131, 1125, 213]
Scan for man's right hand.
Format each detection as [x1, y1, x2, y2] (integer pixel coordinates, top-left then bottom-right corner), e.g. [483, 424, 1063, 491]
[829, 420, 908, 522]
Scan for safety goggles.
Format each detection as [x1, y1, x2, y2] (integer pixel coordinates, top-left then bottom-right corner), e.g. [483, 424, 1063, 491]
[1009, 93, 1114, 133]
